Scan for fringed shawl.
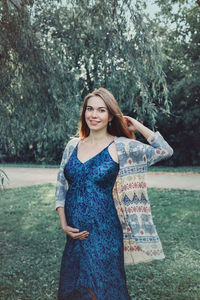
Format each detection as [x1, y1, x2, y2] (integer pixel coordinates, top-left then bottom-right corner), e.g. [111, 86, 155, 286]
[55, 131, 173, 265]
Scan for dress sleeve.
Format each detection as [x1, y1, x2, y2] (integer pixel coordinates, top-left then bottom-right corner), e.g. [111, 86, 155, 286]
[55, 144, 69, 210]
[144, 131, 173, 167]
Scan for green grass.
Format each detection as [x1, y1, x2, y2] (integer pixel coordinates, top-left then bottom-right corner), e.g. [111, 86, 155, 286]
[0, 186, 199, 299]
[126, 188, 200, 300]
[1, 164, 200, 173]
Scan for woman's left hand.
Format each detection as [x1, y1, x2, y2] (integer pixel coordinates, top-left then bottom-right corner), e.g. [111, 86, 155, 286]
[123, 116, 142, 132]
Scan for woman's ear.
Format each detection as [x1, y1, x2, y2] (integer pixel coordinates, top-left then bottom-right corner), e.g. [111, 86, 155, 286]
[108, 114, 114, 122]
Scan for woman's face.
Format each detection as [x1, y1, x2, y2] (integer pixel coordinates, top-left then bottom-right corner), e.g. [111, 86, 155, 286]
[85, 96, 112, 132]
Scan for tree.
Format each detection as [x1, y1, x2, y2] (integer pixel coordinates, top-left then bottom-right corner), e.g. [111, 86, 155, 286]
[0, 0, 171, 163]
[150, 0, 200, 165]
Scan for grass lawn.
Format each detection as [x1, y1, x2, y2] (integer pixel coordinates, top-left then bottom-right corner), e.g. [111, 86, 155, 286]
[0, 185, 199, 300]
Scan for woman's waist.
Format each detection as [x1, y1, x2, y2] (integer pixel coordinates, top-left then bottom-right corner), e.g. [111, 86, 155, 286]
[67, 185, 114, 197]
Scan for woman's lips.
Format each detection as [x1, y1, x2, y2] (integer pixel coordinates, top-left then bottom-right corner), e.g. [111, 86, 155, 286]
[89, 120, 100, 125]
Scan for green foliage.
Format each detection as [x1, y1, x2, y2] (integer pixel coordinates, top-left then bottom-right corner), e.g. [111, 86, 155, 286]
[150, 0, 200, 165]
[0, 185, 199, 299]
[0, 0, 170, 163]
[1, 0, 199, 165]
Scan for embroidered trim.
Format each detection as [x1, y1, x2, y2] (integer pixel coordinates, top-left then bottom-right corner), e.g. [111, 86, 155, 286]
[120, 164, 147, 176]
[123, 234, 160, 243]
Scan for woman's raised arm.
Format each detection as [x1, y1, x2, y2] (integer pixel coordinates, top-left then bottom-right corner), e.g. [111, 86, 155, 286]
[124, 116, 174, 166]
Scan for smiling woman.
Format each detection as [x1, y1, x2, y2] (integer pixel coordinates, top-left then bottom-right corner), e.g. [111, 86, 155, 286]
[85, 97, 110, 129]
[77, 96, 120, 164]
[55, 87, 173, 300]
[78, 88, 135, 140]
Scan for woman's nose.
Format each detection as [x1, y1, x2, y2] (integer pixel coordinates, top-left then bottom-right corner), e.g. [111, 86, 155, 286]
[91, 110, 97, 117]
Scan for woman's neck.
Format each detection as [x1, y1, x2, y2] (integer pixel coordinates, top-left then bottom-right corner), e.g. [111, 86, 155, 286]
[86, 130, 113, 144]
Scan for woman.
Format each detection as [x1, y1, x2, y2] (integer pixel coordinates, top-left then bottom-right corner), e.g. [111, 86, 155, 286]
[55, 88, 173, 300]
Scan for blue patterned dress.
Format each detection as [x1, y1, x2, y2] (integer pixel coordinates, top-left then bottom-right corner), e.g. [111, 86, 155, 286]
[58, 140, 131, 300]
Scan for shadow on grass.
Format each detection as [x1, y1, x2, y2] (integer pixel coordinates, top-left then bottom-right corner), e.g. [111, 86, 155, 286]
[0, 185, 199, 299]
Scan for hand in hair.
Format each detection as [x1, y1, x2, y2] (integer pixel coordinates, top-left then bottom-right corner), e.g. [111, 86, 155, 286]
[123, 116, 141, 132]
[124, 116, 154, 140]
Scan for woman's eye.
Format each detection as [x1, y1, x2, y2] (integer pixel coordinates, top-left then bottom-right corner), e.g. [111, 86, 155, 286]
[87, 107, 92, 111]
[99, 109, 105, 113]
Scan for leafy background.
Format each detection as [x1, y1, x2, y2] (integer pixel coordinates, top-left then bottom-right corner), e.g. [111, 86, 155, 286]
[0, 0, 199, 165]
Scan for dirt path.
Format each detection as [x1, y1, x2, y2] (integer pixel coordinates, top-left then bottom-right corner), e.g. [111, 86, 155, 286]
[1, 167, 200, 190]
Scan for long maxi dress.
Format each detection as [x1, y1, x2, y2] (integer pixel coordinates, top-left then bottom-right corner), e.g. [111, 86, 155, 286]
[58, 140, 131, 300]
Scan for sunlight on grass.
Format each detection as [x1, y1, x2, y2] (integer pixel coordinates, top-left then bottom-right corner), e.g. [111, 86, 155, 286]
[0, 185, 199, 299]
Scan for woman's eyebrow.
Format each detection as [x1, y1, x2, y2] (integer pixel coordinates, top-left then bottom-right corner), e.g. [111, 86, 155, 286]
[86, 105, 107, 109]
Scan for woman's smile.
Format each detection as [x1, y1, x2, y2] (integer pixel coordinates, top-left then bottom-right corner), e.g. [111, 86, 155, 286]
[89, 120, 101, 125]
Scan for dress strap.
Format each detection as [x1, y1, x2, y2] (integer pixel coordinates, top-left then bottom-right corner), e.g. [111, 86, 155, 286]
[107, 140, 114, 148]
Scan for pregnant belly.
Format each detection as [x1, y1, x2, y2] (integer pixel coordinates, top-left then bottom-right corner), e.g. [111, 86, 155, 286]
[65, 203, 94, 232]
[65, 190, 118, 232]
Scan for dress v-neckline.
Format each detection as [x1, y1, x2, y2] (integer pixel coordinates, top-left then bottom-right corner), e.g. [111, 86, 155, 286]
[76, 139, 115, 165]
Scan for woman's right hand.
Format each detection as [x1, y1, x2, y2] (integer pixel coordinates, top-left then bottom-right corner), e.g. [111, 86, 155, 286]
[62, 225, 89, 240]
[123, 116, 141, 132]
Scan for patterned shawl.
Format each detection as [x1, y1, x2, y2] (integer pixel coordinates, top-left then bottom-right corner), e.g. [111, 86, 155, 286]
[55, 131, 173, 265]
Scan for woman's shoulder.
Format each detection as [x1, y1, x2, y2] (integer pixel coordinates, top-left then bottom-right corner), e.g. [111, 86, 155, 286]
[114, 136, 140, 145]
[114, 136, 145, 153]
[114, 136, 130, 142]
[64, 136, 80, 150]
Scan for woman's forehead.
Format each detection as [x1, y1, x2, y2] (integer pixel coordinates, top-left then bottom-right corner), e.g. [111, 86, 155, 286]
[87, 96, 107, 108]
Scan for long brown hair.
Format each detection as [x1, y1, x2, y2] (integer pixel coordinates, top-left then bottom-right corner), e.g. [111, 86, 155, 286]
[76, 88, 135, 139]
